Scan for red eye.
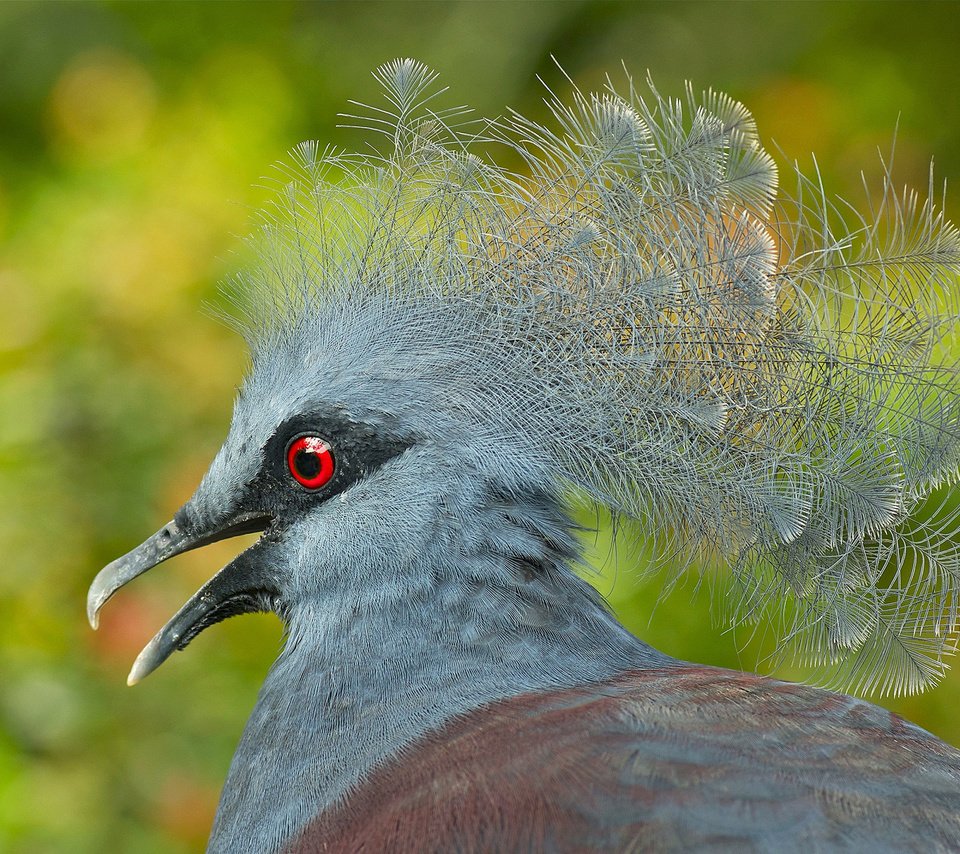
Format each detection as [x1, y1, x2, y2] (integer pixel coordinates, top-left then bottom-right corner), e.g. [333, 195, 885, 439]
[286, 436, 335, 490]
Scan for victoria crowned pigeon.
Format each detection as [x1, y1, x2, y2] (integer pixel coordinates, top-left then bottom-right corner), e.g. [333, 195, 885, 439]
[89, 61, 960, 852]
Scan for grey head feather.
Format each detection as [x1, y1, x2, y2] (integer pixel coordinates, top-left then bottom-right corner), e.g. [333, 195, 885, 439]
[218, 57, 960, 697]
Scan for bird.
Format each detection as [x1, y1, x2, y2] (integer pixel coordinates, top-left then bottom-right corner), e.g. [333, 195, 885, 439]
[87, 59, 960, 852]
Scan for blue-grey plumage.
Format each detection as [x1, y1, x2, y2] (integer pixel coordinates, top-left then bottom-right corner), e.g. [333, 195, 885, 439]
[88, 60, 960, 851]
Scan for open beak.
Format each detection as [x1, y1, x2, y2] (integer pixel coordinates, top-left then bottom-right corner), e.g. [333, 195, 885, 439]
[87, 509, 276, 685]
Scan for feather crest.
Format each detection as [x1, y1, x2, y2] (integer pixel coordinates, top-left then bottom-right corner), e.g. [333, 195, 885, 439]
[229, 59, 960, 696]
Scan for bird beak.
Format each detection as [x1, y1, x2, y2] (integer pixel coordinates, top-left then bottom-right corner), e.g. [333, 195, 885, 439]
[87, 509, 275, 684]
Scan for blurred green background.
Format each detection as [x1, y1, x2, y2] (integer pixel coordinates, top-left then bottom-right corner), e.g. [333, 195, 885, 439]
[2, 1, 959, 850]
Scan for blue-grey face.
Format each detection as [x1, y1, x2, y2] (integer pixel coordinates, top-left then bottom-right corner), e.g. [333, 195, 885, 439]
[86, 299, 553, 684]
[86, 381, 419, 683]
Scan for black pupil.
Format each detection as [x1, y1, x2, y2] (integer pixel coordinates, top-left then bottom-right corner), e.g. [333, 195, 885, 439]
[295, 449, 321, 479]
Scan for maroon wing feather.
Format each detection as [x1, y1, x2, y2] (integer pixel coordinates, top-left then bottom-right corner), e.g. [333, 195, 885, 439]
[288, 667, 960, 852]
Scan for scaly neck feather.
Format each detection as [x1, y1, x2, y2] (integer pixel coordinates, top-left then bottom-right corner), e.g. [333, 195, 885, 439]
[208, 487, 670, 853]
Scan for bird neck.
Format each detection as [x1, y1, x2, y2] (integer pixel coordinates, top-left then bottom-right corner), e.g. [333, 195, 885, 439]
[208, 486, 669, 853]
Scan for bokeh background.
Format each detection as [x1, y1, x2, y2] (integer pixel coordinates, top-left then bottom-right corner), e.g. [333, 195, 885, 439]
[2, 1, 960, 850]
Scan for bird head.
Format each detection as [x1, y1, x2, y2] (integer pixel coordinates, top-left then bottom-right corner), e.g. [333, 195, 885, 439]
[88, 59, 960, 697]
[87, 291, 573, 683]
